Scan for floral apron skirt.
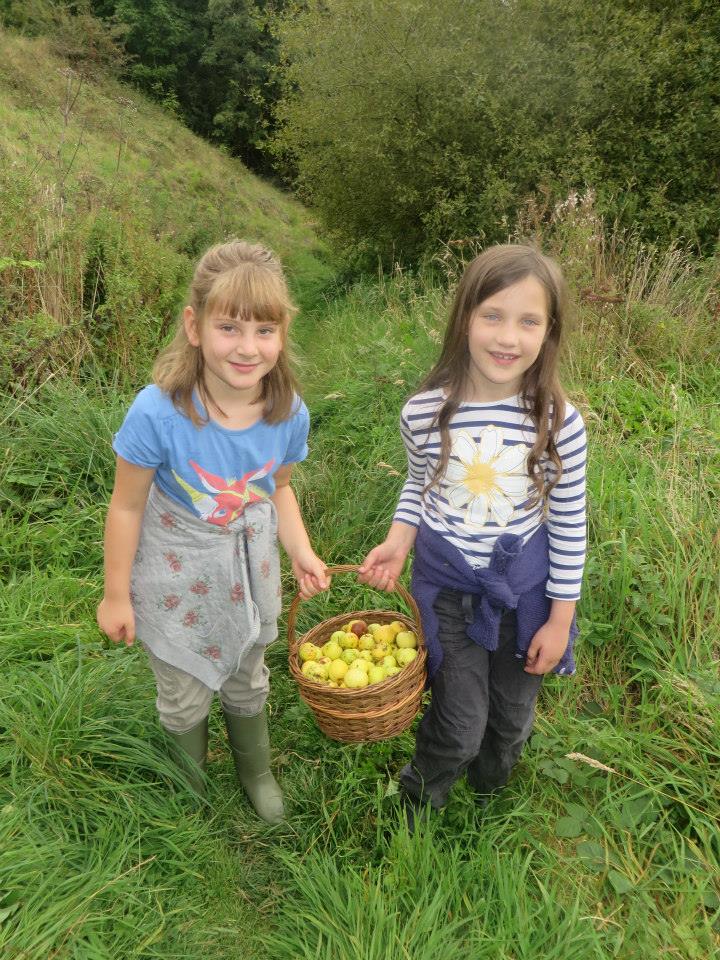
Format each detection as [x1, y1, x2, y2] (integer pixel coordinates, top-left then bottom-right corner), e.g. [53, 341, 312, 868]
[131, 484, 282, 691]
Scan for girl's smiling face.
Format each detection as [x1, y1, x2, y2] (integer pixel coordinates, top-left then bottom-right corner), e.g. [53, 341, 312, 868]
[465, 275, 549, 402]
[184, 306, 283, 403]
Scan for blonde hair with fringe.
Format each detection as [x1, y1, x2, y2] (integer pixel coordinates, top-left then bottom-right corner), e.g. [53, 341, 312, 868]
[153, 239, 299, 426]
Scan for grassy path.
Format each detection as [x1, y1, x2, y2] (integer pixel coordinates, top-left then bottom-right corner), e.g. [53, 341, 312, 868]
[3, 251, 719, 958]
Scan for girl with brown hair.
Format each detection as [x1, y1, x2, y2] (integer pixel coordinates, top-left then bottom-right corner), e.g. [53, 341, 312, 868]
[359, 244, 587, 821]
[97, 239, 329, 823]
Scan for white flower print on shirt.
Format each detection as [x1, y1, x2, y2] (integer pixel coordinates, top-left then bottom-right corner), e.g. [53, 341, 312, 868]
[445, 427, 529, 528]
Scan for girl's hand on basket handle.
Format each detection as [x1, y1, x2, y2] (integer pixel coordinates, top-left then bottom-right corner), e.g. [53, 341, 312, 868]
[358, 522, 416, 592]
[97, 597, 136, 646]
[292, 548, 331, 599]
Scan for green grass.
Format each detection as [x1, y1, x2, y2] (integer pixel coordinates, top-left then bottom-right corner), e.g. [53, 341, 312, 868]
[3, 244, 719, 956]
[1, 26, 719, 960]
[0, 28, 335, 393]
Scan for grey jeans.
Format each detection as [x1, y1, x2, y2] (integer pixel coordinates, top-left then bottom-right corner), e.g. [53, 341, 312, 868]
[400, 588, 544, 809]
[145, 643, 270, 733]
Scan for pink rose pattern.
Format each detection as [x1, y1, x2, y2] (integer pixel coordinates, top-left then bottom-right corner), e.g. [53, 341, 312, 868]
[134, 506, 282, 670]
[163, 551, 183, 573]
[182, 609, 200, 628]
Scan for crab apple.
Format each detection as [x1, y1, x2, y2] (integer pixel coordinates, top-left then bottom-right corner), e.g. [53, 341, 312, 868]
[368, 665, 386, 684]
[344, 667, 369, 689]
[328, 659, 349, 681]
[396, 648, 418, 667]
[298, 642, 321, 662]
[372, 625, 395, 645]
[395, 631, 418, 649]
[321, 640, 343, 660]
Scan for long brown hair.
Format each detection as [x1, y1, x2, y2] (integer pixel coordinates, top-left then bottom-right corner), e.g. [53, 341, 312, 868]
[421, 244, 569, 507]
[153, 239, 299, 426]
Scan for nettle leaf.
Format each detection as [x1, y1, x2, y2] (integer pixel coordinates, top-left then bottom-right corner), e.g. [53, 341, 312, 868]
[564, 803, 589, 821]
[579, 700, 605, 718]
[531, 733, 561, 750]
[567, 766, 592, 786]
[538, 759, 571, 783]
[618, 797, 657, 829]
[576, 840, 607, 874]
[555, 757, 582, 773]
[702, 890, 720, 911]
[546, 767, 569, 784]
[584, 819, 603, 839]
[555, 816, 584, 838]
[608, 869, 634, 895]
[631, 654, 655, 673]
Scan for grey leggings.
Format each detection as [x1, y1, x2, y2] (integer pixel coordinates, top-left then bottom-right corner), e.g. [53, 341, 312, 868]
[400, 589, 544, 808]
[145, 643, 270, 733]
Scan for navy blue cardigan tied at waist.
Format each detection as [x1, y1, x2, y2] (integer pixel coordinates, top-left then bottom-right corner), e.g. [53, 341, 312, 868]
[410, 521, 577, 681]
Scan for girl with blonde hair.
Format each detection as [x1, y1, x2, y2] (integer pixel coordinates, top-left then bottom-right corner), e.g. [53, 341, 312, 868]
[97, 239, 329, 823]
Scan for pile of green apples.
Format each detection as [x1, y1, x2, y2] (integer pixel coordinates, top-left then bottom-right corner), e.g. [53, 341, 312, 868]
[298, 618, 419, 689]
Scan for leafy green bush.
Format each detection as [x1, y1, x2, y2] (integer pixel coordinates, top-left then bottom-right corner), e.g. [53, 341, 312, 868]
[272, 0, 720, 266]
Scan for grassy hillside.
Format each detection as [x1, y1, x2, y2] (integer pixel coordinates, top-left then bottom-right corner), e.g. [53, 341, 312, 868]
[0, 29, 333, 392]
[2, 29, 719, 960]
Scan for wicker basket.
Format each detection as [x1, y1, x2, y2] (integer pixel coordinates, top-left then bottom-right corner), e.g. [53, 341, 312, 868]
[287, 564, 427, 743]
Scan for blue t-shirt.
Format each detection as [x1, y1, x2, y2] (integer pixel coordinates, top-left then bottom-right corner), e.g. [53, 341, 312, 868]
[113, 385, 309, 527]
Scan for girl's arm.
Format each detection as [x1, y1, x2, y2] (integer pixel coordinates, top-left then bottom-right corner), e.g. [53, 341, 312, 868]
[97, 456, 156, 646]
[525, 406, 587, 674]
[271, 464, 330, 599]
[359, 406, 424, 591]
[358, 521, 417, 592]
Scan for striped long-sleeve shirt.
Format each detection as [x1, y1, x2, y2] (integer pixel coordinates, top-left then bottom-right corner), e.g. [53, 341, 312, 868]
[393, 388, 587, 601]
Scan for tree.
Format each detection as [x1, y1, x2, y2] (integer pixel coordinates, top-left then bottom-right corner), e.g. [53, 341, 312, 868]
[271, 0, 720, 265]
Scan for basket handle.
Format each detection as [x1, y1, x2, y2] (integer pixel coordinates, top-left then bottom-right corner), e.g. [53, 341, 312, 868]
[286, 564, 422, 652]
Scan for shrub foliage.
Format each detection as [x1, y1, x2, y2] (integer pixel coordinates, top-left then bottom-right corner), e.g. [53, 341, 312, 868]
[272, 0, 720, 265]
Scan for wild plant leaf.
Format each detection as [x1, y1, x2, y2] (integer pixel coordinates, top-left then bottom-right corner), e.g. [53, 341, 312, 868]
[384, 778, 399, 798]
[579, 700, 605, 718]
[539, 764, 569, 785]
[0, 902, 21, 925]
[618, 797, 657, 829]
[607, 869, 634, 895]
[702, 890, 720, 910]
[576, 841, 607, 874]
[583, 819, 604, 839]
[555, 816, 584, 838]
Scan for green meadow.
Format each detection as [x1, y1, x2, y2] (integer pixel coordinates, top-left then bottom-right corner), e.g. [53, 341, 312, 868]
[2, 29, 719, 960]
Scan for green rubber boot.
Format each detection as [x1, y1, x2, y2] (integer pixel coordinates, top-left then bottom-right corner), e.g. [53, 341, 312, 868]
[223, 707, 285, 824]
[163, 717, 208, 797]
